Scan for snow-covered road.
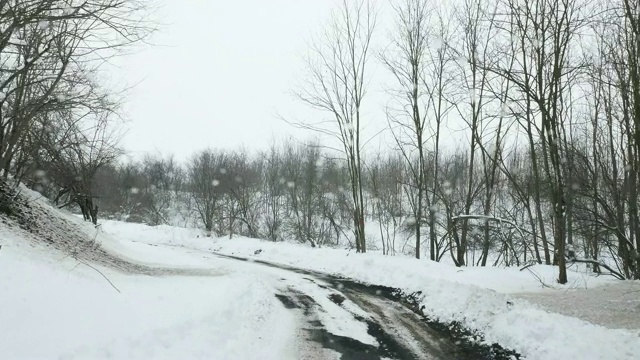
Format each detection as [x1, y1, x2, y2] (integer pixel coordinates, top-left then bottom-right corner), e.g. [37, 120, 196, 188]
[104, 238, 464, 359]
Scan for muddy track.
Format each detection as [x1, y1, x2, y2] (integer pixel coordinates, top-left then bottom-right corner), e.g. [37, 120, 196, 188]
[215, 252, 521, 360]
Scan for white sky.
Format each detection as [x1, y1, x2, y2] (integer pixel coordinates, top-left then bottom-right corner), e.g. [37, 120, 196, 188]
[112, 0, 350, 161]
[110, 0, 474, 162]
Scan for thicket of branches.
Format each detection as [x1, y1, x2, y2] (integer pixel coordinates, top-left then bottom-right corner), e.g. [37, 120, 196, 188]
[291, 0, 640, 283]
[0, 0, 150, 224]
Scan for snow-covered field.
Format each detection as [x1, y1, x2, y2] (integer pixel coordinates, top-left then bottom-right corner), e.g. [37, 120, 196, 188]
[1, 188, 639, 360]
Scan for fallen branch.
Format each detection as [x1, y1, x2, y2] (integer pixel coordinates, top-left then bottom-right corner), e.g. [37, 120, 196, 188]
[519, 262, 537, 272]
[524, 266, 554, 288]
[568, 258, 626, 280]
[77, 260, 121, 293]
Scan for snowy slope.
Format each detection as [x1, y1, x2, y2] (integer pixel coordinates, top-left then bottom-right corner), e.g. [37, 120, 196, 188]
[98, 220, 640, 360]
[0, 225, 301, 359]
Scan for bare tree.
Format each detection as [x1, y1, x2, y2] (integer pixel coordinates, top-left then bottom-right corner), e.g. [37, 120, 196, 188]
[381, 0, 432, 259]
[0, 0, 150, 181]
[188, 149, 226, 235]
[295, 0, 376, 253]
[491, 0, 589, 283]
[39, 111, 122, 225]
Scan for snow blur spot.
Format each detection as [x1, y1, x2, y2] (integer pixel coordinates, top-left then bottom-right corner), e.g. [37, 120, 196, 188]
[500, 103, 510, 116]
[531, 38, 539, 48]
[212, 179, 220, 187]
[63, 6, 76, 15]
[130, 187, 139, 194]
[287, 181, 295, 188]
[364, 259, 374, 267]
[432, 36, 443, 51]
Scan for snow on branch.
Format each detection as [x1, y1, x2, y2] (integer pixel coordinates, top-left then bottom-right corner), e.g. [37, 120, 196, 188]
[451, 214, 527, 239]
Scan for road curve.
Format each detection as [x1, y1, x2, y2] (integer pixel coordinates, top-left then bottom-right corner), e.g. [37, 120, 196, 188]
[214, 253, 463, 360]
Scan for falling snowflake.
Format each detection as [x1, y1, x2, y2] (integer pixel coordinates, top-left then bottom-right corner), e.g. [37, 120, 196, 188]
[287, 181, 295, 188]
[469, 88, 477, 104]
[37, 21, 50, 30]
[10, 37, 27, 46]
[431, 36, 443, 51]
[63, 6, 76, 16]
[500, 103, 510, 116]
[212, 179, 220, 187]
[130, 187, 140, 194]
[531, 38, 539, 49]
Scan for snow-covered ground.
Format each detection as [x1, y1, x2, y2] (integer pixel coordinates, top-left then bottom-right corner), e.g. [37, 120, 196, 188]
[1, 189, 414, 359]
[2, 185, 639, 360]
[0, 226, 304, 359]
[97, 220, 640, 360]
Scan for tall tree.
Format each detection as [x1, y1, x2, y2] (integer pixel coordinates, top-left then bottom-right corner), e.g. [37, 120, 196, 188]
[382, 0, 431, 259]
[296, 0, 376, 253]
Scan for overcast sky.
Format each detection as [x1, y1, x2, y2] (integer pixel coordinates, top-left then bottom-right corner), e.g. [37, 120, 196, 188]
[112, 0, 355, 161]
